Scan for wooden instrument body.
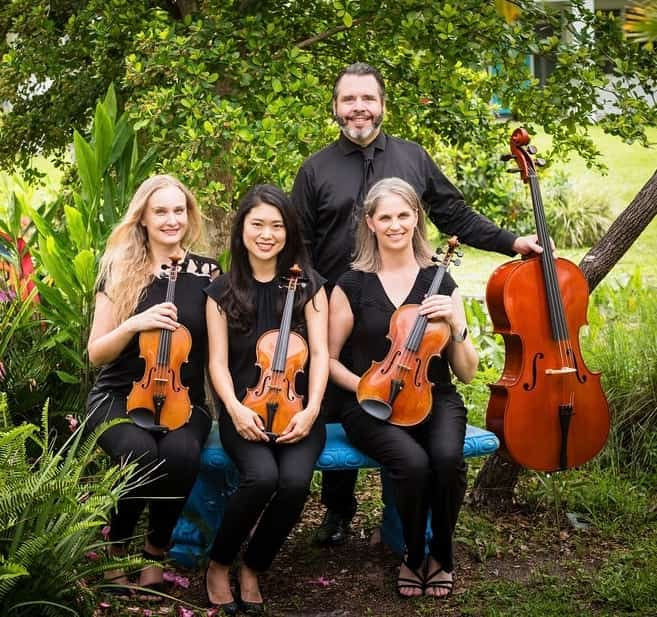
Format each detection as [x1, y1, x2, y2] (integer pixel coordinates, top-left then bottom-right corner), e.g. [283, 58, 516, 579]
[242, 329, 308, 437]
[357, 303, 451, 427]
[126, 325, 193, 431]
[486, 256, 609, 471]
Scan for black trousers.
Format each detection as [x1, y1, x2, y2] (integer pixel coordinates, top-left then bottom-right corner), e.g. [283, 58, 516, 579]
[340, 389, 467, 572]
[86, 388, 212, 549]
[320, 383, 358, 518]
[209, 410, 326, 572]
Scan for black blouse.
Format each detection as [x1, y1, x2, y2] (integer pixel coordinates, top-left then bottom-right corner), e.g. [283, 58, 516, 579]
[336, 266, 458, 394]
[204, 268, 325, 402]
[92, 253, 219, 405]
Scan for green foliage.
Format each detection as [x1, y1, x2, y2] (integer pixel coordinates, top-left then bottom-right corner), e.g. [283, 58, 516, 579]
[18, 85, 156, 408]
[584, 270, 657, 476]
[0, 393, 138, 616]
[1, 1, 656, 216]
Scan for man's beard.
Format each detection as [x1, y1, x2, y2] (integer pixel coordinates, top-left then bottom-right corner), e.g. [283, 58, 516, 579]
[335, 112, 384, 142]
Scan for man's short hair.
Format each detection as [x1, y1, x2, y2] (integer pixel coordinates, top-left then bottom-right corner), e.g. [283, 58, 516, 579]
[332, 63, 386, 103]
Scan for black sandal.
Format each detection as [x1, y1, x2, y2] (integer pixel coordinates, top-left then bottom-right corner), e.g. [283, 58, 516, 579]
[424, 564, 454, 598]
[396, 557, 425, 598]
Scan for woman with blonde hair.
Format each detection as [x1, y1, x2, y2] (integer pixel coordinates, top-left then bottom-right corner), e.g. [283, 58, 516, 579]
[86, 174, 218, 596]
[328, 177, 478, 599]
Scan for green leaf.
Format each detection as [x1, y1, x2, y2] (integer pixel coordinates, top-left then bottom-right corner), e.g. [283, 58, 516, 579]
[64, 206, 87, 252]
[102, 83, 118, 122]
[93, 102, 114, 173]
[343, 12, 353, 27]
[73, 131, 99, 202]
[237, 128, 254, 142]
[72, 249, 96, 291]
[55, 370, 79, 384]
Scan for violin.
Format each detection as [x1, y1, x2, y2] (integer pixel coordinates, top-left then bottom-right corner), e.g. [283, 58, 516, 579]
[357, 237, 462, 426]
[126, 255, 192, 432]
[242, 265, 308, 440]
[486, 128, 609, 472]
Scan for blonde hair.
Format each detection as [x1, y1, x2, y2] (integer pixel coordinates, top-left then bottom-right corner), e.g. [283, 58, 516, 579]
[351, 177, 434, 272]
[97, 174, 204, 324]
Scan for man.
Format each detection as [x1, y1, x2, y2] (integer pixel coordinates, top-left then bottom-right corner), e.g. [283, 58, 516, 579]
[291, 62, 542, 546]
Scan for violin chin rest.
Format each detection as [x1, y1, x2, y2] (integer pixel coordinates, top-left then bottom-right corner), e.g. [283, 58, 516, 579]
[360, 399, 393, 422]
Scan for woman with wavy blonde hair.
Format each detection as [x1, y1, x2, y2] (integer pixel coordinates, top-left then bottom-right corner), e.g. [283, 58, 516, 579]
[86, 174, 217, 598]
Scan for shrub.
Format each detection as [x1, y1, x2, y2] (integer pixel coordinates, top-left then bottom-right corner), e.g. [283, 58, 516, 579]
[0, 393, 138, 616]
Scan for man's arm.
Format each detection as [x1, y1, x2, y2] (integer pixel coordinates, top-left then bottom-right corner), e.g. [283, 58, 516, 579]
[291, 163, 318, 256]
[421, 150, 518, 257]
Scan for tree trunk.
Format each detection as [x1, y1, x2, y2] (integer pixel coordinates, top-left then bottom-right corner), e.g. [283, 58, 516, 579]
[579, 169, 657, 292]
[471, 168, 657, 507]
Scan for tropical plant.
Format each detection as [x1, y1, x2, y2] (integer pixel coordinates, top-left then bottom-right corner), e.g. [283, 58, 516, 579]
[624, 0, 657, 44]
[585, 270, 657, 476]
[19, 85, 156, 407]
[0, 393, 140, 616]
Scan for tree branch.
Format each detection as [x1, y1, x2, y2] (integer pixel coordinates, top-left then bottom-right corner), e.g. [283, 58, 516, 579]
[294, 17, 367, 49]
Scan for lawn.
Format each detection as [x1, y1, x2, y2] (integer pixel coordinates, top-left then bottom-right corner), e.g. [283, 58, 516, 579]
[441, 126, 657, 297]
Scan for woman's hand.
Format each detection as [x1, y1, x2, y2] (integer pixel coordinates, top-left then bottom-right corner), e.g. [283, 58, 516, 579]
[230, 403, 269, 442]
[125, 302, 179, 333]
[276, 408, 317, 444]
[418, 293, 460, 329]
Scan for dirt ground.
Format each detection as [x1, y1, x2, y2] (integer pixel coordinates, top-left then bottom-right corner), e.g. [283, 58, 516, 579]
[100, 479, 612, 617]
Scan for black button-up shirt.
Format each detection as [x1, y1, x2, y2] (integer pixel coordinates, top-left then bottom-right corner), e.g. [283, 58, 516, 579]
[291, 131, 517, 288]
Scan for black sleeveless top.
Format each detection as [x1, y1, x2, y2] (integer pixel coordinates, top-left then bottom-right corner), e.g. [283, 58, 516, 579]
[335, 266, 458, 397]
[92, 253, 219, 405]
[204, 268, 325, 402]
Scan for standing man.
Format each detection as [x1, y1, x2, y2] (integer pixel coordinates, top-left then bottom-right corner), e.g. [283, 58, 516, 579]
[291, 62, 541, 546]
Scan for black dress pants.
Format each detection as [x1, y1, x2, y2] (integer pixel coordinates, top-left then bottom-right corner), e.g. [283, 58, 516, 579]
[340, 389, 467, 572]
[209, 411, 326, 572]
[319, 382, 358, 518]
[86, 388, 212, 549]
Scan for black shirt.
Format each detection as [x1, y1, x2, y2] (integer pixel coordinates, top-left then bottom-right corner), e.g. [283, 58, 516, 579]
[92, 253, 219, 405]
[291, 131, 517, 288]
[336, 267, 458, 404]
[204, 269, 325, 402]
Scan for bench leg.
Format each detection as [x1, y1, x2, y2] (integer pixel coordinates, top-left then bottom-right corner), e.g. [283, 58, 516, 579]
[169, 462, 240, 567]
[379, 469, 432, 557]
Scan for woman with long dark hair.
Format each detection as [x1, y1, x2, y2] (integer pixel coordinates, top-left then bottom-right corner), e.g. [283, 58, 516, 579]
[329, 177, 478, 599]
[86, 174, 218, 595]
[204, 184, 329, 614]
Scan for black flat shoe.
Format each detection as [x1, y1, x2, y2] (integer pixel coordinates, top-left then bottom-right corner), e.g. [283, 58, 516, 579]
[205, 568, 238, 615]
[315, 509, 351, 546]
[239, 597, 265, 615]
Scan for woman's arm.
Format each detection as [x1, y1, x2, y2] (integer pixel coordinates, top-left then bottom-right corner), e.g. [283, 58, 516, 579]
[206, 297, 268, 441]
[418, 288, 478, 383]
[87, 292, 179, 367]
[327, 286, 360, 393]
[277, 287, 329, 443]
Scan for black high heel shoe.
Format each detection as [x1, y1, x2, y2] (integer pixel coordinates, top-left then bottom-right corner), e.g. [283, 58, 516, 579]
[205, 568, 238, 615]
[236, 580, 265, 615]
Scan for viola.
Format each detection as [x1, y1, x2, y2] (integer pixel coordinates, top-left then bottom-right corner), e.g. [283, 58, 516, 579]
[486, 128, 609, 472]
[242, 265, 308, 440]
[357, 237, 461, 426]
[126, 255, 192, 432]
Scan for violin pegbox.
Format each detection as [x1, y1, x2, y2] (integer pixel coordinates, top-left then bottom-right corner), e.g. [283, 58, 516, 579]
[432, 236, 462, 269]
[279, 264, 307, 290]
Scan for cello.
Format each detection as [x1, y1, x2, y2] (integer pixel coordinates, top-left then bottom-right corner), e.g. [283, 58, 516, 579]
[242, 265, 308, 440]
[486, 128, 609, 472]
[357, 237, 461, 426]
[126, 255, 192, 432]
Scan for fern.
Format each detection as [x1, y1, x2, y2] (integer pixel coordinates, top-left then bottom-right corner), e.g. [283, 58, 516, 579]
[0, 393, 141, 616]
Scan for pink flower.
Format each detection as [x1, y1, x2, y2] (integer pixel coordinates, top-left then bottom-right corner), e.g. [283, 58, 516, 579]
[97, 602, 111, 610]
[163, 571, 189, 588]
[85, 551, 99, 561]
[308, 576, 335, 587]
[101, 525, 111, 540]
[177, 607, 194, 617]
[65, 414, 79, 432]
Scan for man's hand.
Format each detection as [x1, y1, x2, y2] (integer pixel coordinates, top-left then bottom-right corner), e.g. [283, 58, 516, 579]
[512, 234, 555, 256]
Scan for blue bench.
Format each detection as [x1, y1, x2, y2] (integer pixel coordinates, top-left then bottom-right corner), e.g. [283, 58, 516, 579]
[170, 422, 499, 567]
